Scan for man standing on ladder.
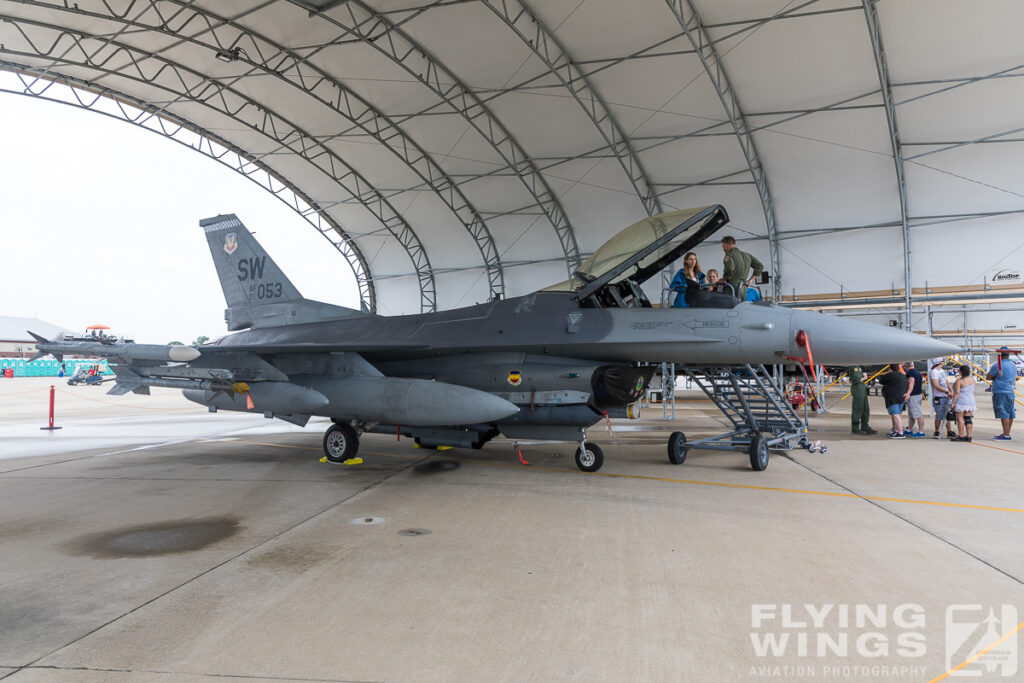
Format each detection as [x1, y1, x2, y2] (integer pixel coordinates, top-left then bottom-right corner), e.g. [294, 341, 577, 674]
[848, 365, 876, 435]
[721, 235, 764, 300]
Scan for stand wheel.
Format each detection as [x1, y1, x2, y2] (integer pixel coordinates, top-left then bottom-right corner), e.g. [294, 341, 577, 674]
[667, 431, 688, 465]
[323, 423, 359, 463]
[575, 443, 604, 473]
[749, 433, 770, 471]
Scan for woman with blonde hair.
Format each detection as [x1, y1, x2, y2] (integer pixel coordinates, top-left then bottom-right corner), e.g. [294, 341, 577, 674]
[668, 251, 705, 308]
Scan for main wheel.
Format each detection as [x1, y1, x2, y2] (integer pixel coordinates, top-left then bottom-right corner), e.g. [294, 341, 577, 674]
[575, 443, 604, 473]
[749, 433, 769, 471]
[323, 423, 359, 463]
[667, 431, 688, 465]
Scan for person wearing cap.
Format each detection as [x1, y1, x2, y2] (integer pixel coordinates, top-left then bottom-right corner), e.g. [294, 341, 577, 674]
[929, 358, 956, 439]
[720, 235, 763, 300]
[847, 365, 876, 435]
[986, 347, 1018, 440]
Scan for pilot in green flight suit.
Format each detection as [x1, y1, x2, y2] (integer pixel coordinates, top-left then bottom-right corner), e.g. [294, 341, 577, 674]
[848, 366, 876, 435]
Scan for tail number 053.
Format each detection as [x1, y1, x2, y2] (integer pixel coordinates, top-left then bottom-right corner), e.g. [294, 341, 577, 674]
[251, 282, 283, 300]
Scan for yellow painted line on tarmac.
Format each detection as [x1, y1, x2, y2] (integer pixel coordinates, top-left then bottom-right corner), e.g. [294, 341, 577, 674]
[229, 439, 1024, 514]
[929, 618, 1024, 682]
[969, 441, 1024, 456]
[474, 461, 1024, 514]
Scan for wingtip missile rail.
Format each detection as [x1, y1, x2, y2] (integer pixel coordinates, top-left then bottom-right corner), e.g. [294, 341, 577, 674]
[29, 331, 201, 364]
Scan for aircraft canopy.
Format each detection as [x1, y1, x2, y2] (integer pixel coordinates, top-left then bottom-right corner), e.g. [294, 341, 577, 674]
[543, 205, 728, 300]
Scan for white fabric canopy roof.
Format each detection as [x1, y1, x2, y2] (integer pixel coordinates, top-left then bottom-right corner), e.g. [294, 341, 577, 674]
[2, 0, 1022, 323]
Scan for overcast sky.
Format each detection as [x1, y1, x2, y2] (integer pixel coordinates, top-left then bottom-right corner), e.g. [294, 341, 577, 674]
[0, 93, 362, 344]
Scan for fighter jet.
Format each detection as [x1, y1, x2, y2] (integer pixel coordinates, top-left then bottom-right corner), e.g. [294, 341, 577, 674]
[33, 205, 957, 472]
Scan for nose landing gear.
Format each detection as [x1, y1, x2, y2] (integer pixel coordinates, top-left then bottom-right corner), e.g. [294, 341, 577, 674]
[574, 440, 605, 472]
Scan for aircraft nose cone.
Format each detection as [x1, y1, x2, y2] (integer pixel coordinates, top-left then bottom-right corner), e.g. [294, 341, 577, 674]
[790, 310, 960, 365]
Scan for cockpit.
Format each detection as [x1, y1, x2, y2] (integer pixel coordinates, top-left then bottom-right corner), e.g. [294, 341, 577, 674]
[542, 205, 740, 310]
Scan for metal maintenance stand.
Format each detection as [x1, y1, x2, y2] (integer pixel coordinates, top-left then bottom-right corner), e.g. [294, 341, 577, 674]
[666, 363, 813, 471]
[660, 361, 676, 421]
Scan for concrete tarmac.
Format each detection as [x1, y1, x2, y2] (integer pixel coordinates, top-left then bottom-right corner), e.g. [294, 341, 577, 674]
[1, 378, 1023, 681]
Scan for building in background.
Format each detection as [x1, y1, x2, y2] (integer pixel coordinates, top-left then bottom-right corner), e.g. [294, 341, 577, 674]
[0, 317, 74, 358]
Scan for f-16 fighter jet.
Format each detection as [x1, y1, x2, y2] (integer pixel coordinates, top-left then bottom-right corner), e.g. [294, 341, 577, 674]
[33, 206, 957, 472]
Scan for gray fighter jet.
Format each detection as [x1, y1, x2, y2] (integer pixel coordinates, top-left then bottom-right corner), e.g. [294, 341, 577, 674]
[33, 205, 957, 472]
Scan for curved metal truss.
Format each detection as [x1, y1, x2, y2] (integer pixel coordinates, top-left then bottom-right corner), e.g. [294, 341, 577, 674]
[665, 0, 782, 299]
[480, 0, 663, 217]
[0, 61, 378, 313]
[300, 0, 582, 272]
[862, 0, 912, 328]
[14, 0, 506, 304]
[0, 13, 440, 312]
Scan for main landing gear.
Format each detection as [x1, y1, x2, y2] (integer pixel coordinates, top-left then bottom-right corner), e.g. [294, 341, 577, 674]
[323, 422, 359, 463]
[322, 421, 607, 474]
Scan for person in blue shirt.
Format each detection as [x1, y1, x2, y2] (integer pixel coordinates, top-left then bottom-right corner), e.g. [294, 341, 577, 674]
[669, 251, 705, 308]
[986, 347, 1019, 440]
[904, 362, 926, 437]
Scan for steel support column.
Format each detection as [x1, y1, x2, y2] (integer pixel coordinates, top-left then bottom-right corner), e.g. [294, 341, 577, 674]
[862, 0, 913, 329]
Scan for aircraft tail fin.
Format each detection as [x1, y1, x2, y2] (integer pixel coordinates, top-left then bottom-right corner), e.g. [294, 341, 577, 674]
[28, 331, 62, 362]
[200, 214, 369, 330]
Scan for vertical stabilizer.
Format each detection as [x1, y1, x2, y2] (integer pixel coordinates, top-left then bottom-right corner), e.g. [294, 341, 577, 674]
[200, 214, 368, 330]
[201, 214, 304, 309]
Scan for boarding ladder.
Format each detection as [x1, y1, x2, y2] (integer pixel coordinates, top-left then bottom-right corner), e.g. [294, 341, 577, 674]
[679, 363, 809, 452]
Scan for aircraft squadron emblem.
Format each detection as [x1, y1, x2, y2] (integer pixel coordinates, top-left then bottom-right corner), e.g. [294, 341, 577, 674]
[224, 233, 238, 255]
[507, 370, 522, 386]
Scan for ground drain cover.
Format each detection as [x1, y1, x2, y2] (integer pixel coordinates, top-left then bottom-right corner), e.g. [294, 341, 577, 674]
[398, 528, 432, 536]
[350, 516, 386, 525]
[414, 460, 460, 472]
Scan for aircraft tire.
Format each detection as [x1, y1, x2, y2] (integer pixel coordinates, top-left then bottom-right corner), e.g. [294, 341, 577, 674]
[575, 443, 604, 473]
[667, 431, 688, 465]
[749, 434, 769, 471]
[323, 423, 359, 463]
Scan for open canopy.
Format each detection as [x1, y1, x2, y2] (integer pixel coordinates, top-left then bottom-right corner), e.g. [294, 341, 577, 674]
[544, 206, 729, 299]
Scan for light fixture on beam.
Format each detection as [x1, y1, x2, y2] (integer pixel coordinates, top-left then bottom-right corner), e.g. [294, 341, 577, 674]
[215, 47, 243, 63]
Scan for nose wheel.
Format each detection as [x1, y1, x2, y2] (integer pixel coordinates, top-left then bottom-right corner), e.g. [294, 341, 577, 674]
[574, 442, 604, 472]
[323, 422, 359, 463]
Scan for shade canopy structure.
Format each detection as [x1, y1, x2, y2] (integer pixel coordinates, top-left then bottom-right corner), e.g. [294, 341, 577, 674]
[2, 0, 1023, 337]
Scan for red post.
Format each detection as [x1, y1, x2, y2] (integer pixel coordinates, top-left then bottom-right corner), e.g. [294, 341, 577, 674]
[40, 385, 62, 430]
